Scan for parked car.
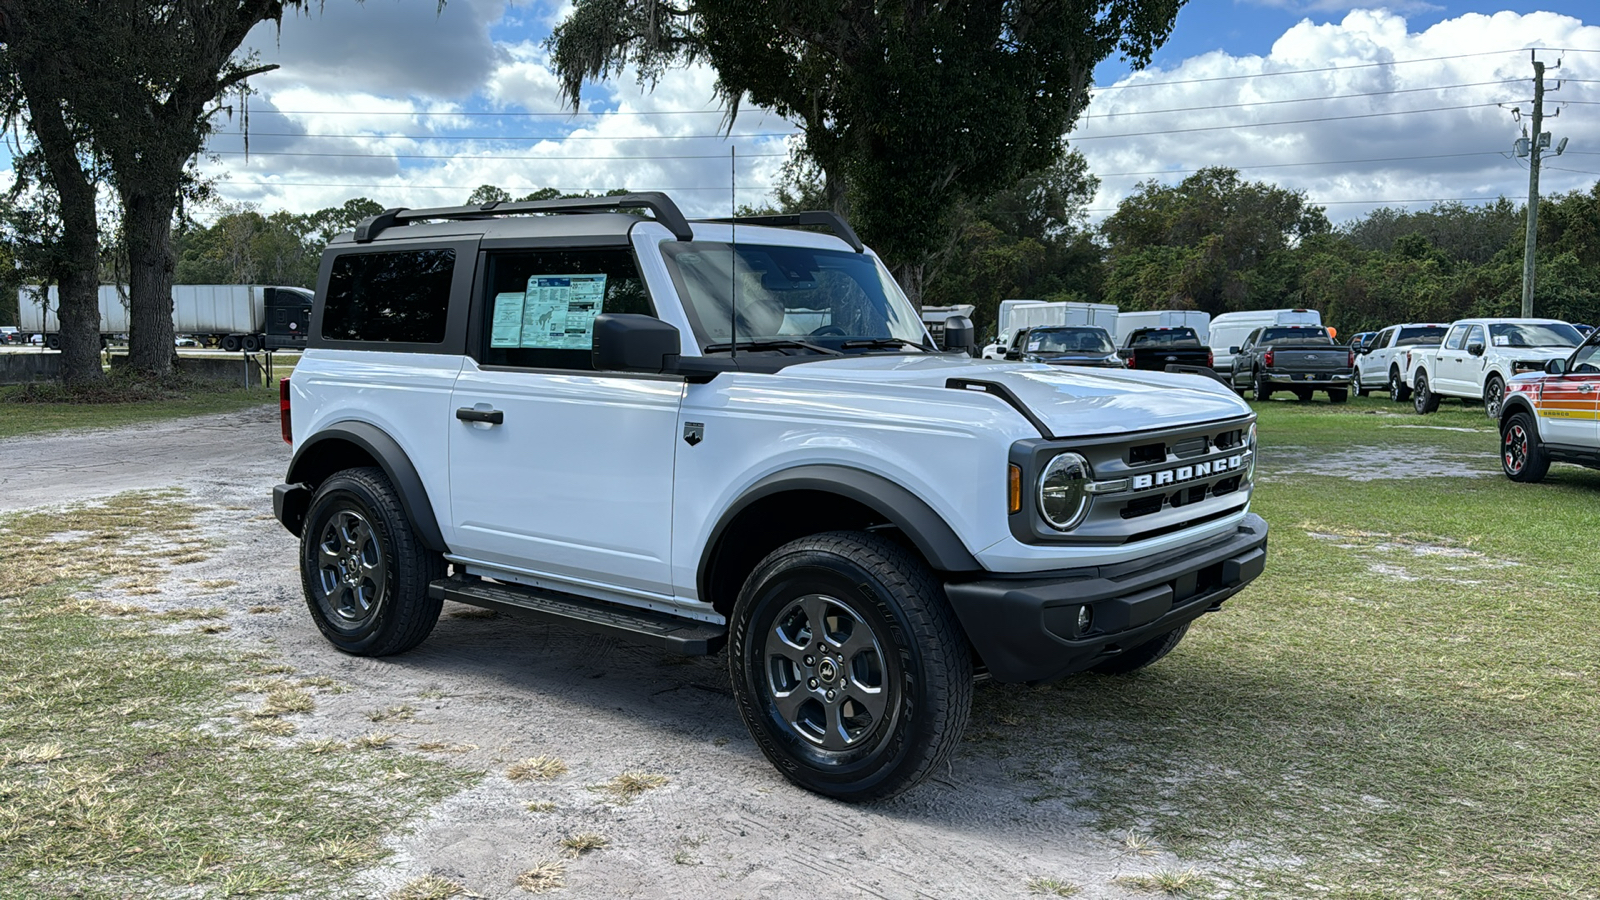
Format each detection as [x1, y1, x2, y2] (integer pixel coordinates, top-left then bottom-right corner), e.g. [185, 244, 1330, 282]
[1228, 325, 1353, 402]
[1347, 332, 1377, 355]
[1118, 327, 1213, 373]
[1209, 308, 1322, 373]
[271, 191, 1268, 802]
[1353, 323, 1450, 401]
[1498, 328, 1600, 482]
[1404, 318, 1585, 418]
[1004, 325, 1125, 368]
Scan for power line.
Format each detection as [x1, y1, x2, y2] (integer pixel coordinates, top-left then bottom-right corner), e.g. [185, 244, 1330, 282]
[1080, 195, 1517, 213]
[211, 130, 798, 141]
[1088, 49, 1524, 92]
[1084, 80, 1521, 118]
[1070, 102, 1498, 141]
[1092, 150, 1508, 179]
[206, 149, 788, 161]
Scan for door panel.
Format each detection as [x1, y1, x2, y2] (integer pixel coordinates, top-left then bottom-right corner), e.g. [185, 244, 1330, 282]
[448, 364, 685, 598]
[1537, 374, 1600, 447]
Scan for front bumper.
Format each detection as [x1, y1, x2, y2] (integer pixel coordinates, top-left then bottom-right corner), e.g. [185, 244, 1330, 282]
[1261, 371, 1352, 388]
[944, 513, 1268, 683]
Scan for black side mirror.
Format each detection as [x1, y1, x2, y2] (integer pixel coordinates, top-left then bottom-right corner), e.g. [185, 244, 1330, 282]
[1467, 342, 1485, 357]
[592, 314, 680, 374]
[941, 315, 976, 356]
[1545, 357, 1568, 375]
[1228, 346, 1241, 355]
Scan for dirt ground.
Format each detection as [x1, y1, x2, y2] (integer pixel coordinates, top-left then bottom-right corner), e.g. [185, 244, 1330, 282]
[2, 408, 1193, 899]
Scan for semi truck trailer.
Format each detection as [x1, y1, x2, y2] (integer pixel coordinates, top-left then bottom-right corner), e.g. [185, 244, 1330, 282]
[18, 284, 313, 352]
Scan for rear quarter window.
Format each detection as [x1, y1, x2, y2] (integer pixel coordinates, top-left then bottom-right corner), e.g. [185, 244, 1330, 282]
[321, 249, 455, 343]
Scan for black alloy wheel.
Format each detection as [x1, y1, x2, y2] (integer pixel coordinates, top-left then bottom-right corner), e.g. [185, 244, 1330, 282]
[1484, 375, 1505, 420]
[1500, 412, 1550, 483]
[729, 531, 971, 802]
[1413, 372, 1440, 414]
[1389, 369, 1411, 403]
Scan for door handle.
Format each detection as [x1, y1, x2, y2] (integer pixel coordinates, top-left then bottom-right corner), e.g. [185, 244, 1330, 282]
[1579, 384, 1595, 394]
[456, 407, 504, 425]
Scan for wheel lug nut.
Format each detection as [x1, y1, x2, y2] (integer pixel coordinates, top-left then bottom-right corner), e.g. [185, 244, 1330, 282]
[826, 690, 835, 701]
[808, 678, 818, 689]
[804, 656, 814, 666]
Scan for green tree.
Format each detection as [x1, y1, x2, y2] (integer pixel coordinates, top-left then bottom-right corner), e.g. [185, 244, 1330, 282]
[549, 0, 1184, 304]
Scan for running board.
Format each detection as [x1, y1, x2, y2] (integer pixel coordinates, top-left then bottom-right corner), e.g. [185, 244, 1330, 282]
[427, 574, 726, 655]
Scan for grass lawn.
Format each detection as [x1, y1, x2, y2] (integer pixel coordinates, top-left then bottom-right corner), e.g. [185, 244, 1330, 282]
[0, 386, 277, 440]
[0, 492, 472, 898]
[969, 392, 1600, 898]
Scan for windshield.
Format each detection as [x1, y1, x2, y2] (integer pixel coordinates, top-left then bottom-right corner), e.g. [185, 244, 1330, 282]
[661, 242, 928, 352]
[1027, 328, 1115, 354]
[1259, 327, 1332, 345]
[1487, 322, 1582, 349]
[1129, 328, 1201, 347]
[1395, 326, 1448, 347]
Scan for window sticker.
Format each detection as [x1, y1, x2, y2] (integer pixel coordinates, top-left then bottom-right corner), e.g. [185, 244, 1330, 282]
[1493, 335, 1510, 346]
[517, 274, 608, 349]
[490, 292, 528, 347]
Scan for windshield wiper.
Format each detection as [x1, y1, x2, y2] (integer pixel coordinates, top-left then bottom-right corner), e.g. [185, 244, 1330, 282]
[839, 337, 927, 351]
[702, 338, 841, 355]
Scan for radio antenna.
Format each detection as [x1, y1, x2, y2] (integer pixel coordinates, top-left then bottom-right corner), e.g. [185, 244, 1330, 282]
[729, 146, 737, 359]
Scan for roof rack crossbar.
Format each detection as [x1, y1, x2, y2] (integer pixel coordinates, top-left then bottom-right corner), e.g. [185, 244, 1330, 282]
[351, 191, 695, 244]
[699, 211, 864, 253]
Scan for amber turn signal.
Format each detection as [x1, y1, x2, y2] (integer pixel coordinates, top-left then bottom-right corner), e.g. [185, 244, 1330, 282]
[1007, 464, 1022, 514]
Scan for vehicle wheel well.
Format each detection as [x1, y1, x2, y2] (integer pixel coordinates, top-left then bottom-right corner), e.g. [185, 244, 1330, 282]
[288, 438, 382, 490]
[702, 490, 911, 618]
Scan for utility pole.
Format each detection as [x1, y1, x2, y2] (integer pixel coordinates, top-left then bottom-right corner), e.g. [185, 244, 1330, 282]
[1521, 60, 1545, 318]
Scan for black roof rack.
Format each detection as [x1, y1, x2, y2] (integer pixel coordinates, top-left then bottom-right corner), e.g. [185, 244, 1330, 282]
[698, 211, 864, 253]
[352, 191, 695, 243]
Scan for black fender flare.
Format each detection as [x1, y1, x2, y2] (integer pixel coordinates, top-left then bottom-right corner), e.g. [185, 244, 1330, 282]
[284, 421, 447, 552]
[1498, 394, 1540, 436]
[699, 465, 981, 597]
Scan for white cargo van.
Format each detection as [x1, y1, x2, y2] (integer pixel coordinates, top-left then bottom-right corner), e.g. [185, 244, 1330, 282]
[1210, 309, 1322, 371]
[1113, 310, 1211, 347]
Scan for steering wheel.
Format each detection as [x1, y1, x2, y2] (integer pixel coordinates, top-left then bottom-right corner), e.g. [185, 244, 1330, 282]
[809, 325, 849, 337]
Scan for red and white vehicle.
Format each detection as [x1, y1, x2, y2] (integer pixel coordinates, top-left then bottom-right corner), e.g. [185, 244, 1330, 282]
[1498, 329, 1600, 482]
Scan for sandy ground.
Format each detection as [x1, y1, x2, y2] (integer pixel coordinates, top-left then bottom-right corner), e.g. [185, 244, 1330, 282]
[2, 408, 1202, 899]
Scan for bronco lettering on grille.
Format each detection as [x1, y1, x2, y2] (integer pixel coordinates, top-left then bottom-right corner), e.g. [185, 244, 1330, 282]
[1130, 453, 1248, 491]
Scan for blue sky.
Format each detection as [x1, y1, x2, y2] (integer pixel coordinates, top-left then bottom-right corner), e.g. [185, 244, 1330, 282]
[11, 2, 1599, 225]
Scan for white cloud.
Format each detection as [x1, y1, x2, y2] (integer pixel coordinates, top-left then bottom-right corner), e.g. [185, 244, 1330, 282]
[1076, 9, 1600, 223]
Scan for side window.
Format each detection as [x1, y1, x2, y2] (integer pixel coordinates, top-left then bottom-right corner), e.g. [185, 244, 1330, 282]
[1443, 325, 1467, 351]
[1243, 328, 1260, 348]
[1466, 325, 1485, 349]
[479, 247, 653, 371]
[1378, 328, 1395, 348]
[322, 249, 455, 343]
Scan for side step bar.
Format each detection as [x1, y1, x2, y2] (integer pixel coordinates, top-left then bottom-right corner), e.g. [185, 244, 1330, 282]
[428, 574, 727, 656]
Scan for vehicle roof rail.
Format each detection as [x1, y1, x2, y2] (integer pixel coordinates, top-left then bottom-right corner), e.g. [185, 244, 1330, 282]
[351, 192, 695, 243]
[698, 211, 864, 253]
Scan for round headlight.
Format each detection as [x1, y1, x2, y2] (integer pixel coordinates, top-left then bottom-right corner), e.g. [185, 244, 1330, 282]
[1039, 452, 1091, 531]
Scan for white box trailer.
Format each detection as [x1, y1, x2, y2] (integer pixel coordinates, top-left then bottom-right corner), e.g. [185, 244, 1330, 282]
[17, 284, 312, 352]
[1208, 308, 1323, 371]
[1113, 310, 1211, 346]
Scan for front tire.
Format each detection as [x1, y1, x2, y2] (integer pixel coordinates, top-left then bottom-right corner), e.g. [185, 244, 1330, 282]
[1413, 372, 1440, 414]
[729, 531, 972, 802]
[1389, 368, 1411, 403]
[1484, 375, 1505, 419]
[1089, 624, 1189, 675]
[300, 467, 445, 656]
[1352, 369, 1367, 397]
[1501, 412, 1551, 483]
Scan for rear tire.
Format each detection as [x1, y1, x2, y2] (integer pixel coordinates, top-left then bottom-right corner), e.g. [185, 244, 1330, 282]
[728, 531, 972, 802]
[1089, 624, 1190, 675]
[1253, 373, 1273, 402]
[44, 334, 60, 350]
[1327, 388, 1348, 404]
[1389, 368, 1411, 403]
[1352, 370, 1367, 397]
[1293, 388, 1313, 402]
[1501, 412, 1551, 483]
[241, 334, 262, 353]
[221, 334, 241, 352]
[1413, 372, 1440, 414]
[300, 467, 445, 656]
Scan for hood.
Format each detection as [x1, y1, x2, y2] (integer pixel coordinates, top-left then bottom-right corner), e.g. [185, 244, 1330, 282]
[1030, 352, 1122, 365]
[777, 354, 1250, 437]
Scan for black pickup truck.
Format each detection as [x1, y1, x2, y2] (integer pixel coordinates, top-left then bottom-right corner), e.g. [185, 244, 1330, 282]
[1118, 327, 1215, 373]
[1228, 325, 1354, 402]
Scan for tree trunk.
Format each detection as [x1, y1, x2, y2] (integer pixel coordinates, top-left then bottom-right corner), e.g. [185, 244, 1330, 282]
[122, 188, 177, 376]
[892, 261, 925, 310]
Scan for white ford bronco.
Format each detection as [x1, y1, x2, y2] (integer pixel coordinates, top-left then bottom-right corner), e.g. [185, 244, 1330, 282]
[272, 193, 1268, 801]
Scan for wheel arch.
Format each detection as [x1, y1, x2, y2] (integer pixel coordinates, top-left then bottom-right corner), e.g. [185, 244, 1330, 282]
[284, 421, 447, 552]
[1498, 393, 1539, 433]
[698, 466, 981, 617]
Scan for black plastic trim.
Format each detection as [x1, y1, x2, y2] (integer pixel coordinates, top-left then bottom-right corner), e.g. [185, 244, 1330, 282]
[354, 192, 695, 243]
[273, 482, 311, 537]
[699, 465, 981, 600]
[283, 421, 447, 552]
[945, 378, 1052, 438]
[944, 513, 1268, 683]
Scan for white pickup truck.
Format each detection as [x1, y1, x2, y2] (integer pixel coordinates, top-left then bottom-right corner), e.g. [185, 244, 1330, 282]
[1403, 318, 1585, 417]
[1352, 322, 1449, 402]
